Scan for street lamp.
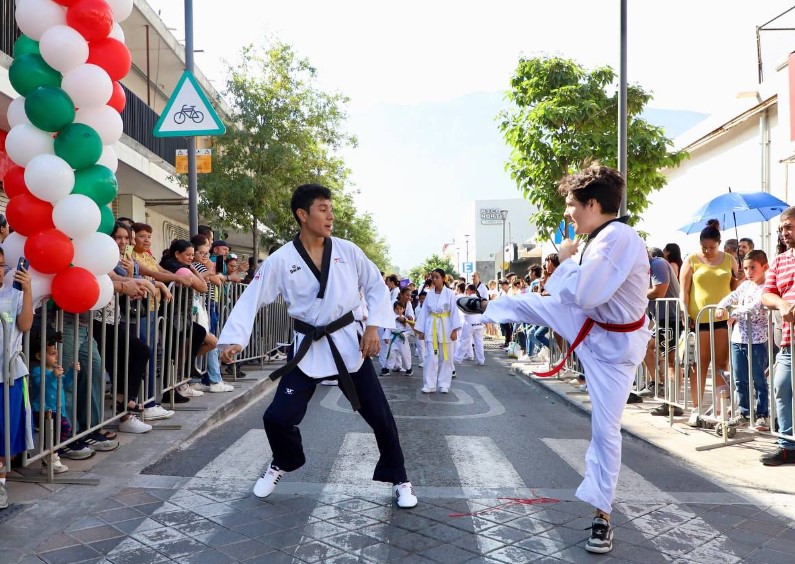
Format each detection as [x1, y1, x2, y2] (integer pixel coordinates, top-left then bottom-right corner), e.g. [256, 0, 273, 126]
[464, 234, 470, 282]
[500, 210, 509, 278]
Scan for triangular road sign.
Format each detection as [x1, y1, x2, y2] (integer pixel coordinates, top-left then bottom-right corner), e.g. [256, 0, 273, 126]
[153, 71, 226, 137]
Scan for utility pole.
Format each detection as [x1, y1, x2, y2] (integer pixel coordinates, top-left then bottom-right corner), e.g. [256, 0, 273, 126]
[465, 234, 470, 282]
[185, 0, 198, 235]
[618, 0, 628, 217]
[500, 210, 508, 278]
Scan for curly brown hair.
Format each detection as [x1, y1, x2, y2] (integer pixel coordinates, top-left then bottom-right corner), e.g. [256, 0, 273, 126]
[557, 164, 624, 215]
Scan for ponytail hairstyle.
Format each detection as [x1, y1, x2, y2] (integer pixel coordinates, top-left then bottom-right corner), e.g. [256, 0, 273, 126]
[700, 219, 721, 243]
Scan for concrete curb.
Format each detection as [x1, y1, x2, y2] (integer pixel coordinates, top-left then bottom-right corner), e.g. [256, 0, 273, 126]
[508, 361, 795, 499]
[0, 363, 280, 563]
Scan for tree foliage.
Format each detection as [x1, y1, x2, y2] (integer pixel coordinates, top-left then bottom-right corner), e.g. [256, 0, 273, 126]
[408, 254, 459, 285]
[198, 42, 389, 266]
[498, 57, 686, 241]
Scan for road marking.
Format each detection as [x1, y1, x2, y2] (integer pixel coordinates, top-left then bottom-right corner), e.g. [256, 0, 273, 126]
[320, 381, 505, 419]
[542, 438, 734, 560]
[446, 436, 524, 488]
[194, 429, 271, 480]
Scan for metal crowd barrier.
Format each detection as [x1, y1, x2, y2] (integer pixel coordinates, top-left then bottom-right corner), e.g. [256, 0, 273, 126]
[1, 279, 290, 486]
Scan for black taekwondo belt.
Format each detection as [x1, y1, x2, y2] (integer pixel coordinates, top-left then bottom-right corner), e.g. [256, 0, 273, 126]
[267, 310, 361, 411]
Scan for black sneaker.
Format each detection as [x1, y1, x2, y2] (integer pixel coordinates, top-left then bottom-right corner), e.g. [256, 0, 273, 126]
[760, 447, 795, 466]
[650, 404, 683, 417]
[380, 368, 389, 376]
[405, 369, 413, 376]
[585, 517, 613, 553]
[452, 370, 457, 378]
[626, 393, 643, 404]
[456, 296, 486, 315]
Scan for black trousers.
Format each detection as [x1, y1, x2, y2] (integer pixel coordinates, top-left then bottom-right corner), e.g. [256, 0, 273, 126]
[501, 322, 513, 346]
[262, 357, 408, 484]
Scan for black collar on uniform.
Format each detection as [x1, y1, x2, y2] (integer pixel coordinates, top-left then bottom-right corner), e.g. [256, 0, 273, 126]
[579, 215, 631, 265]
[292, 235, 333, 299]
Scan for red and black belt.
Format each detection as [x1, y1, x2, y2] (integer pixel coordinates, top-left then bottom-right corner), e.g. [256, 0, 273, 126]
[534, 316, 646, 378]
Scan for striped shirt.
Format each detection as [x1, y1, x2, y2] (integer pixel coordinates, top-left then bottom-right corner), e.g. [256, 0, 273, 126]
[763, 250, 795, 346]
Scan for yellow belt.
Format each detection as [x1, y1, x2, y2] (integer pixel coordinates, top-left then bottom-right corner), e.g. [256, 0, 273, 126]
[431, 311, 451, 361]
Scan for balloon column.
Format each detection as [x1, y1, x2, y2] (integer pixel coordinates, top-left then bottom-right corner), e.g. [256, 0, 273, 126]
[2, 0, 133, 313]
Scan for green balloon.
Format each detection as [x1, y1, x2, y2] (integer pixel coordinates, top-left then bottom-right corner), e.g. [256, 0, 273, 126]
[25, 87, 75, 133]
[13, 35, 39, 58]
[55, 123, 102, 170]
[72, 165, 118, 206]
[98, 205, 115, 235]
[9, 54, 61, 97]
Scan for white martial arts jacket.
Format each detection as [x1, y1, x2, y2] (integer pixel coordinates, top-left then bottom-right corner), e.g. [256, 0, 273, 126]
[218, 237, 394, 378]
[543, 221, 650, 365]
[415, 286, 463, 343]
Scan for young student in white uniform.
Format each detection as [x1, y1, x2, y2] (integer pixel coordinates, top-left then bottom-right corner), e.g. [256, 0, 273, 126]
[379, 275, 402, 374]
[383, 301, 413, 375]
[458, 165, 649, 553]
[455, 284, 485, 365]
[219, 184, 418, 509]
[414, 291, 426, 366]
[415, 269, 462, 393]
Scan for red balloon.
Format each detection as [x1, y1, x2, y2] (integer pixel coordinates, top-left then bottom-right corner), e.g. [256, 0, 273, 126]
[53, 0, 81, 5]
[25, 229, 74, 275]
[6, 194, 55, 237]
[107, 81, 126, 113]
[87, 38, 131, 82]
[52, 267, 99, 313]
[3, 165, 30, 199]
[66, 0, 114, 42]
[0, 129, 7, 152]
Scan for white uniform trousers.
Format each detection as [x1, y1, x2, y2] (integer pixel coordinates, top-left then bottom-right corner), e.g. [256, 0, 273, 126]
[423, 338, 454, 390]
[485, 293, 641, 514]
[388, 337, 412, 371]
[454, 323, 474, 363]
[471, 323, 485, 365]
[415, 338, 425, 361]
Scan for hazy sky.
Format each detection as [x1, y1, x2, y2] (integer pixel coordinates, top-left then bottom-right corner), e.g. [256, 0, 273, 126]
[146, 0, 795, 268]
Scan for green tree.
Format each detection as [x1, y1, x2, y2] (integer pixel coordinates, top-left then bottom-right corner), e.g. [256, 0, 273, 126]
[408, 254, 459, 285]
[199, 42, 386, 263]
[498, 57, 686, 241]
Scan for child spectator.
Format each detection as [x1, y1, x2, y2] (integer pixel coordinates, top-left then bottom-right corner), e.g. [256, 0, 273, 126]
[30, 332, 93, 472]
[716, 250, 770, 431]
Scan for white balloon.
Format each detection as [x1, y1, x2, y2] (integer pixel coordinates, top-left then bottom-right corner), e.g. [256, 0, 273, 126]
[15, 0, 66, 41]
[1, 232, 27, 270]
[97, 145, 118, 173]
[7, 96, 31, 128]
[62, 64, 113, 110]
[108, 22, 125, 43]
[53, 194, 101, 239]
[72, 233, 119, 275]
[24, 154, 75, 203]
[39, 24, 89, 73]
[75, 105, 123, 145]
[106, 0, 133, 23]
[91, 274, 115, 310]
[4, 123, 55, 167]
[28, 268, 54, 307]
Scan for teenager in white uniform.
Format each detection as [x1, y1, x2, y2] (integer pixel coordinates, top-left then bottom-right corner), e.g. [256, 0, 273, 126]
[379, 274, 401, 374]
[219, 184, 418, 509]
[458, 166, 649, 553]
[415, 269, 462, 393]
[455, 284, 485, 365]
[414, 292, 426, 366]
[472, 272, 489, 300]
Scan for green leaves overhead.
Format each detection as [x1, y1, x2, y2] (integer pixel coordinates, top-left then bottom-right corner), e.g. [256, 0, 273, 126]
[498, 56, 686, 240]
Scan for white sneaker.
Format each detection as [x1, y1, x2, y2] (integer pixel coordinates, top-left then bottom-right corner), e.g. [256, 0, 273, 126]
[143, 405, 175, 420]
[208, 382, 234, 393]
[253, 464, 286, 498]
[119, 415, 152, 434]
[439, 387, 449, 394]
[394, 482, 418, 509]
[421, 387, 435, 394]
[320, 379, 338, 386]
[578, 384, 588, 392]
[178, 384, 204, 397]
[686, 409, 700, 427]
[270, 352, 287, 361]
[41, 454, 69, 474]
[61, 444, 95, 460]
[191, 383, 207, 392]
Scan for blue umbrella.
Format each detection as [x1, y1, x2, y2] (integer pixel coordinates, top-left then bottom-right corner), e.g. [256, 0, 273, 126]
[678, 190, 790, 235]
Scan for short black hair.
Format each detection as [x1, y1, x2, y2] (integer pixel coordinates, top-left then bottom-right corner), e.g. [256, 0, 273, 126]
[197, 225, 213, 238]
[291, 184, 332, 226]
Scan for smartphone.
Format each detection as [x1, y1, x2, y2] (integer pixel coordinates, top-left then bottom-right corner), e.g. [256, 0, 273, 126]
[123, 245, 134, 260]
[13, 257, 28, 291]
